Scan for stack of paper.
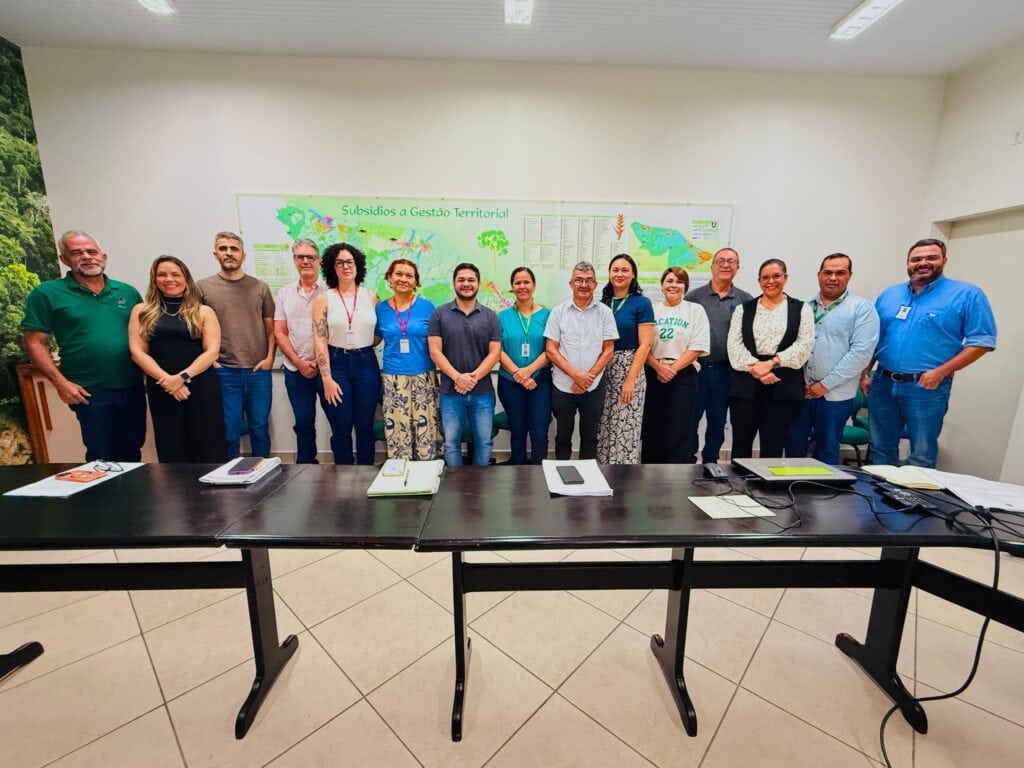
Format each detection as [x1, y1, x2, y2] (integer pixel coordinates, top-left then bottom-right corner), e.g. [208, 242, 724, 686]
[923, 468, 1024, 512]
[541, 460, 613, 497]
[367, 460, 445, 497]
[199, 457, 282, 485]
[863, 464, 943, 490]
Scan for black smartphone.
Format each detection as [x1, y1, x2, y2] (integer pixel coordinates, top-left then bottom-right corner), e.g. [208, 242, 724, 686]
[228, 457, 264, 475]
[556, 465, 585, 485]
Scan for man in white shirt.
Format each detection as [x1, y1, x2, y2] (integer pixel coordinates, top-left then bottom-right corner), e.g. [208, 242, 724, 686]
[274, 238, 327, 463]
[544, 261, 619, 460]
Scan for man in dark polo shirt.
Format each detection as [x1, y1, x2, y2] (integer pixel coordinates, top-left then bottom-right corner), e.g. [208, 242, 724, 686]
[22, 230, 145, 461]
[684, 247, 753, 463]
[428, 263, 502, 467]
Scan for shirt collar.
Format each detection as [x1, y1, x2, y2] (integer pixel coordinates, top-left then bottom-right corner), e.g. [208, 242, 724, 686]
[63, 272, 112, 294]
[811, 290, 848, 308]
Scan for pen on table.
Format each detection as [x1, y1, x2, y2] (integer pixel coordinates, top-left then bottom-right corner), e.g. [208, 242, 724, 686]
[402, 469, 410, 487]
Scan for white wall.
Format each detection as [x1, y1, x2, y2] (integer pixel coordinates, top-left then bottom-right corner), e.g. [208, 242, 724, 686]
[921, 36, 1024, 479]
[923, 37, 1024, 224]
[21, 48, 946, 456]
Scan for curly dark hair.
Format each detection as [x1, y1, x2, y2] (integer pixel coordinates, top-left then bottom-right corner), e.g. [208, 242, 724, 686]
[322, 242, 367, 288]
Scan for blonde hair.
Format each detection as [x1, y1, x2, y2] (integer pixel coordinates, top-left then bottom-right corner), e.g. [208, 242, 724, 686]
[137, 256, 205, 340]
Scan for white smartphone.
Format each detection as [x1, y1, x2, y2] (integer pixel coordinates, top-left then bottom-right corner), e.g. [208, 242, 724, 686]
[381, 458, 407, 477]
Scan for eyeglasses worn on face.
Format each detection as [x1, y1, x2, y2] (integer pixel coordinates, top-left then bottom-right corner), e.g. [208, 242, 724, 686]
[572, 278, 596, 285]
[759, 273, 786, 282]
[294, 255, 317, 261]
[336, 259, 356, 267]
[714, 259, 738, 267]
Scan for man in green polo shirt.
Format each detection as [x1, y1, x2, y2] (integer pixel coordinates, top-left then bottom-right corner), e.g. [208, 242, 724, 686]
[22, 230, 146, 461]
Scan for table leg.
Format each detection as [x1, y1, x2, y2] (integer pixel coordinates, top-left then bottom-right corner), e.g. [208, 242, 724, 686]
[451, 552, 472, 742]
[835, 546, 927, 734]
[234, 548, 299, 739]
[0, 641, 44, 679]
[650, 547, 698, 736]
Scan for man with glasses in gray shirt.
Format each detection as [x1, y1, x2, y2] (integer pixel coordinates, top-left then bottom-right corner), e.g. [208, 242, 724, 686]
[544, 261, 619, 460]
[684, 248, 752, 463]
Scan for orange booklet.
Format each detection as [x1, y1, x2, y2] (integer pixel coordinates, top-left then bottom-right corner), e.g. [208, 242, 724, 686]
[54, 470, 108, 483]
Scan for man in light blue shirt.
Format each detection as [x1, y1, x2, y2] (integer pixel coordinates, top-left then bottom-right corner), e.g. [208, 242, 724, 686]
[786, 254, 878, 465]
[863, 239, 996, 467]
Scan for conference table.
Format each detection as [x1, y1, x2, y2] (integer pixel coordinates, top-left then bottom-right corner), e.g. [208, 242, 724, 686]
[415, 465, 1024, 740]
[0, 462, 306, 738]
[2, 462, 1022, 745]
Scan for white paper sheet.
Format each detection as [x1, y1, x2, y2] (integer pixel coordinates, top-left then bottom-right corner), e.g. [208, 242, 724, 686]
[689, 494, 776, 520]
[541, 460, 613, 497]
[3, 462, 144, 498]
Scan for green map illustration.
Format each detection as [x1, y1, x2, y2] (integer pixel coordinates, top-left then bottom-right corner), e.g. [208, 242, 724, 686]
[239, 195, 733, 309]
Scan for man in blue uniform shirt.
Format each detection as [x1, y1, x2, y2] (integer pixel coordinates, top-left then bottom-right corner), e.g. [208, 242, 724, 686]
[862, 239, 996, 467]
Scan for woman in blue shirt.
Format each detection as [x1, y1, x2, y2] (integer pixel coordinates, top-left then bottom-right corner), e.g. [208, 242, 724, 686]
[373, 258, 442, 460]
[497, 267, 552, 464]
[597, 253, 655, 464]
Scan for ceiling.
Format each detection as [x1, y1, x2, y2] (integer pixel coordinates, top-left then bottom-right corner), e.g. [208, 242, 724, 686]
[2, 0, 1024, 77]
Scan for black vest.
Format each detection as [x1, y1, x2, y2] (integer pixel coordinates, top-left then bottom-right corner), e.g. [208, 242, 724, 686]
[729, 296, 806, 402]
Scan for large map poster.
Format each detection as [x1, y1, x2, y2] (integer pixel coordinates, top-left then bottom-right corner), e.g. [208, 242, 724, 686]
[237, 195, 734, 309]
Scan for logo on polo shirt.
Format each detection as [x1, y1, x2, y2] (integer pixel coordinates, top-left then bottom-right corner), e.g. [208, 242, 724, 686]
[117, 296, 128, 308]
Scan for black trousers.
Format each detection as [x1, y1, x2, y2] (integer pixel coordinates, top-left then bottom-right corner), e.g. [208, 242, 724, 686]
[147, 370, 227, 463]
[551, 379, 606, 460]
[641, 365, 697, 463]
[729, 386, 801, 459]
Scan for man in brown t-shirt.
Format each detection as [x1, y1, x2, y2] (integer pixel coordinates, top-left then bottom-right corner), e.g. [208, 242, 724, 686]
[197, 231, 276, 458]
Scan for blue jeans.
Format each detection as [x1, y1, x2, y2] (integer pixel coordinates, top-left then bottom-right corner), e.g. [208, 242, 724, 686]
[692, 364, 732, 463]
[323, 347, 381, 465]
[283, 367, 329, 463]
[497, 376, 551, 464]
[69, 382, 147, 462]
[785, 397, 852, 466]
[215, 367, 272, 459]
[869, 376, 952, 468]
[440, 391, 495, 467]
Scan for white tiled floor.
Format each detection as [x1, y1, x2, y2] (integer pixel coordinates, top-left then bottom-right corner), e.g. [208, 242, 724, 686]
[2, 545, 1023, 767]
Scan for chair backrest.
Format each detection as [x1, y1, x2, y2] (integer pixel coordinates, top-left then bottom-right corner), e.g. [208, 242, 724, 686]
[848, 389, 867, 422]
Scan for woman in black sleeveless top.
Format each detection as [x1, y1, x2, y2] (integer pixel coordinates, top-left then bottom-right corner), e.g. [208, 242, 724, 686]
[726, 259, 814, 459]
[128, 256, 226, 462]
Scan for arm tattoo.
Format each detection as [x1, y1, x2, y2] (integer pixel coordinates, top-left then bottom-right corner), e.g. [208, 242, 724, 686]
[315, 316, 329, 339]
[317, 353, 329, 372]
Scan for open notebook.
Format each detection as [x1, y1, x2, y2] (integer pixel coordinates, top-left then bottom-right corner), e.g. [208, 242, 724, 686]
[366, 460, 445, 497]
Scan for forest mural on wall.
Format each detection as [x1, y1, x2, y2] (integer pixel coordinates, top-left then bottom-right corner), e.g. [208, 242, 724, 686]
[0, 36, 60, 464]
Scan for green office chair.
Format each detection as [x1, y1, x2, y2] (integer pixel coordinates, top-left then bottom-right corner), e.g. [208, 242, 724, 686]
[840, 390, 870, 466]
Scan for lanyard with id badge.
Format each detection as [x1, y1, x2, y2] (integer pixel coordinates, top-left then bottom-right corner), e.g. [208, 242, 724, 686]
[518, 305, 536, 359]
[338, 288, 358, 346]
[393, 296, 415, 353]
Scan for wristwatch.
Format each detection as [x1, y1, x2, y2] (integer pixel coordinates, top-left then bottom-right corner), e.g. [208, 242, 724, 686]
[180, 371, 192, 384]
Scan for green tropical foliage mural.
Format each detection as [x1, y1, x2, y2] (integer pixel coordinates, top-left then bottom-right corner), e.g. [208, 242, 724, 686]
[0, 36, 59, 462]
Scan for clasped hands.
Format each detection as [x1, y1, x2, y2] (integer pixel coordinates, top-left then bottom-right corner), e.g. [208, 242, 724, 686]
[749, 359, 780, 385]
[570, 368, 596, 395]
[157, 373, 191, 401]
[511, 368, 537, 391]
[454, 371, 478, 394]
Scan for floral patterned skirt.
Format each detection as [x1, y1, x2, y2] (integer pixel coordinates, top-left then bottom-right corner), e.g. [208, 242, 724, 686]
[596, 349, 647, 465]
[382, 372, 442, 460]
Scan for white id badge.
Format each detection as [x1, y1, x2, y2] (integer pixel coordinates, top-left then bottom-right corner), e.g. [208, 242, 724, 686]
[345, 330, 356, 345]
[521, 342, 530, 358]
[896, 305, 912, 320]
[399, 337, 410, 354]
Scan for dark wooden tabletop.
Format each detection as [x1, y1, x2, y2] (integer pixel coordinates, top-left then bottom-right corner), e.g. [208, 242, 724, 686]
[219, 465, 432, 549]
[0, 463, 304, 550]
[414, 464, 1014, 552]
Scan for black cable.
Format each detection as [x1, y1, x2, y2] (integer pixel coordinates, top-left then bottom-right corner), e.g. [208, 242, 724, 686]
[877, 507, 1000, 767]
